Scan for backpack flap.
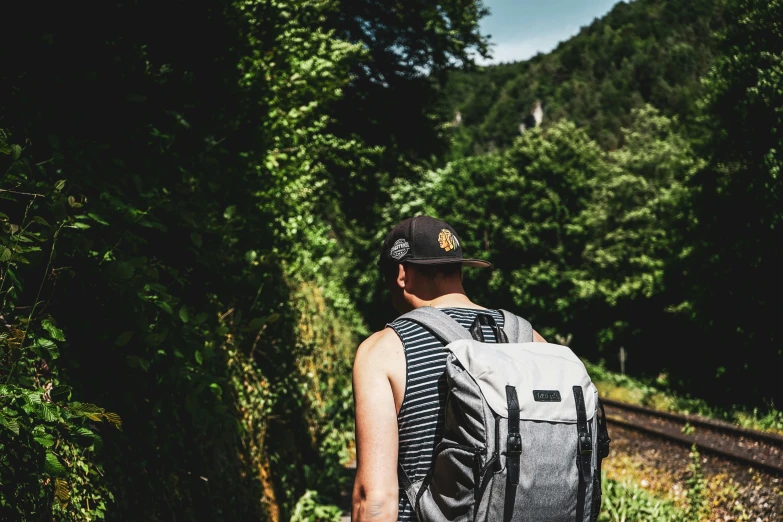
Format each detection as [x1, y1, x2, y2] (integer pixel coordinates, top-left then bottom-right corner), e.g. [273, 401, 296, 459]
[447, 339, 597, 422]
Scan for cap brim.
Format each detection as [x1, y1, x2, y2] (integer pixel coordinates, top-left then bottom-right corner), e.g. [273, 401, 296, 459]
[404, 258, 492, 269]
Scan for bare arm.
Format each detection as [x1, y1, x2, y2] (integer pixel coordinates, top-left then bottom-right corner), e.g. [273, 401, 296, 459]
[352, 329, 401, 521]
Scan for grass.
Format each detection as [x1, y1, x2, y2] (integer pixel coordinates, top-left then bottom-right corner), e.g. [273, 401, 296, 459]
[599, 473, 683, 522]
[584, 359, 783, 435]
[599, 444, 760, 521]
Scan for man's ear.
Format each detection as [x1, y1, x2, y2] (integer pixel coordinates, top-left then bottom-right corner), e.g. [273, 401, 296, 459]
[396, 263, 407, 290]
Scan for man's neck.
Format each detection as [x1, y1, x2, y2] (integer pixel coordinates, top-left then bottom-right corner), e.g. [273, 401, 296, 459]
[420, 293, 485, 310]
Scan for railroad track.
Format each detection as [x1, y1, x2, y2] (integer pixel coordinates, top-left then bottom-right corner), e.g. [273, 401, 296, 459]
[602, 398, 783, 475]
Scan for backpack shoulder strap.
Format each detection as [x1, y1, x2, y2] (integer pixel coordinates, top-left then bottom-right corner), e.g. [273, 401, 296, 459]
[395, 306, 472, 344]
[499, 309, 534, 343]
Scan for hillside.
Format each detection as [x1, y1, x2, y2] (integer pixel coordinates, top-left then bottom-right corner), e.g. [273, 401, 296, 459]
[443, 0, 726, 153]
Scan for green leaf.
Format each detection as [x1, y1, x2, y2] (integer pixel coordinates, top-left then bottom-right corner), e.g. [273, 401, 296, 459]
[24, 391, 42, 404]
[41, 319, 66, 341]
[34, 337, 59, 359]
[45, 451, 66, 476]
[156, 301, 173, 315]
[69, 402, 104, 421]
[190, 232, 202, 248]
[115, 331, 134, 347]
[75, 426, 96, 438]
[34, 433, 55, 447]
[179, 306, 189, 323]
[54, 180, 66, 192]
[33, 216, 51, 227]
[34, 337, 57, 349]
[74, 426, 103, 449]
[39, 403, 58, 422]
[10, 144, 22, 160]
[87, 213, 110, 225]
[0, 411, 20, 435]
[68, 222, 91, 229]
[103, 412, 122, 429]
[49, 386, 72, 402]
[54, 478, 70, 508]
[194, 350, 203, 365]
[0, 247, 12, 262]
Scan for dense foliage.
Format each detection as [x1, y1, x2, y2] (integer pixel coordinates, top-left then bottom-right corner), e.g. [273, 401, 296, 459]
[384, 106, 703, 366]
[0, 0, 485, 520]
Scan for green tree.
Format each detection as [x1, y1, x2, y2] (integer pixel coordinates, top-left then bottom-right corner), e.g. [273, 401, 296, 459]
[684, 0, 783, 403]
[383, 121, 605, 339]
[442, 0, 725, 153]
[572, 106, 703, 365]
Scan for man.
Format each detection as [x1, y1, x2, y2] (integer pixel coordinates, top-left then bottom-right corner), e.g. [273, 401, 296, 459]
[351, 216, 546, 521]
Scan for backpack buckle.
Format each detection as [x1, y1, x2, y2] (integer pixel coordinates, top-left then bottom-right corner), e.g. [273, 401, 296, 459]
[578, 433, 593, 456]
[507, 433, 522, 455]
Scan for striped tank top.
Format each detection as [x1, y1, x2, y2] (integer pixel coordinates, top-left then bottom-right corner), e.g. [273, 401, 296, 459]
[388, 307, 506, 522]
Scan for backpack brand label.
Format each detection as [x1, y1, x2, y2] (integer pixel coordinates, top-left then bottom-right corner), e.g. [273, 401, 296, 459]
[533, 390, 562, 402]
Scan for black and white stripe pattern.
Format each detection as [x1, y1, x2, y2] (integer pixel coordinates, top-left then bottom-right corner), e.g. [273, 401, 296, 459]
[389, 307, 505, 522]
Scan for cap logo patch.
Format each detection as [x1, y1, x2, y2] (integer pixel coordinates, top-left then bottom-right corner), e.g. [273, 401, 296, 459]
[390, 238, 410, 260]
[437, 229, 459, 252]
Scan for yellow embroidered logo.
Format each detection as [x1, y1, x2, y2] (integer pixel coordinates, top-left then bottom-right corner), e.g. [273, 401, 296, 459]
[438, 229, 459, 252]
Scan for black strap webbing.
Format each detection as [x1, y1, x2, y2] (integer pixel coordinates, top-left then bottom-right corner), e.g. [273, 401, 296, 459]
[397, 463, 411, 489]
[573, 386, 591, 522]
[468, 313, 509, 343]
[504, 385, 521, 522]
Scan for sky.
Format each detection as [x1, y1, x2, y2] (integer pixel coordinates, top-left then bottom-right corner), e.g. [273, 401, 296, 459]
[478, 0, 625, 64]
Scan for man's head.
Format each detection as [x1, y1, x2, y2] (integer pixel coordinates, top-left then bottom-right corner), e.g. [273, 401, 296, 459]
[378, 216, 491, 312]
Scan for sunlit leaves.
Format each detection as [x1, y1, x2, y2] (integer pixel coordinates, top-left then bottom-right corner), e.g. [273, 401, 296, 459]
[574, 106, 703, 306]
[41, 320, 66, 342]
[54, 478, 70, 508]
[34, 432, 55, 447]
[45, 451, 67, 476]
[69, 402, 121, 428]
[0, 410, 20, 435]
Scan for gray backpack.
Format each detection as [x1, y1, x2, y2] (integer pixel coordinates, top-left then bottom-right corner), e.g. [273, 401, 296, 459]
[396, 307, 610, 522]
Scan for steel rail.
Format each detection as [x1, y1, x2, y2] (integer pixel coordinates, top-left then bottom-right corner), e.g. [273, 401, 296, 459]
[601, 397, 783, 445]
[602, 398, 783, 475]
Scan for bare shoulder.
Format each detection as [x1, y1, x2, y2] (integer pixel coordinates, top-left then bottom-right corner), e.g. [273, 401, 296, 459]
[533, 330, 547, 343]
[353, 327, 403, 370]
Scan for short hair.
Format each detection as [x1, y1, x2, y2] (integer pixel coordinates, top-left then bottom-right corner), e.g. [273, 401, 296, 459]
[380, 262, 462, 284]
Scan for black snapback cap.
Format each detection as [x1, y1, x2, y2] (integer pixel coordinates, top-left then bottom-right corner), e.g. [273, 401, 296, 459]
[378, 215, 491, 269]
